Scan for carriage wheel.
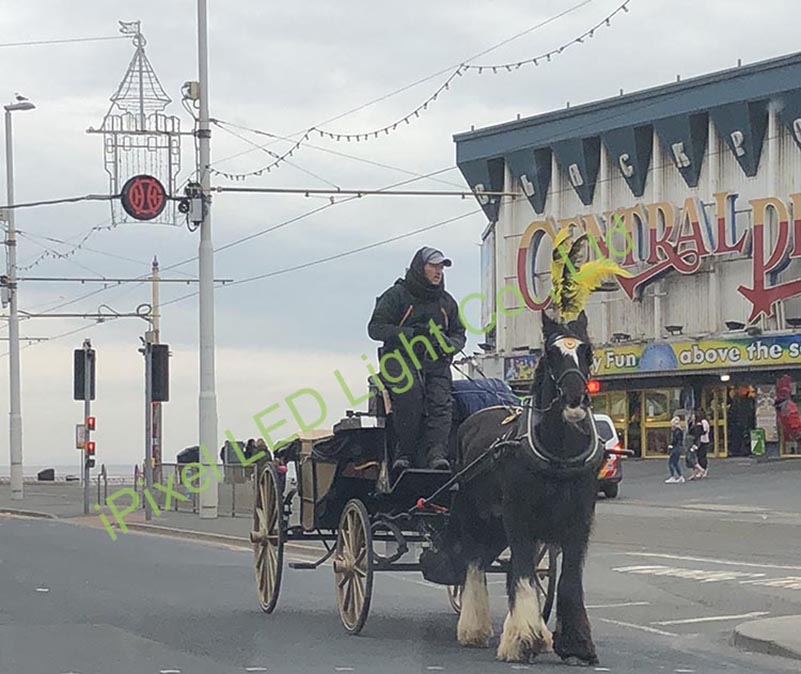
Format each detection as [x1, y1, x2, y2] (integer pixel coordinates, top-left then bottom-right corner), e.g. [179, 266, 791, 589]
[447, 584, 462, 614]
[534, 543, 558, 623]
[334, 499, 374, 635]
[251, 462, 285, 613]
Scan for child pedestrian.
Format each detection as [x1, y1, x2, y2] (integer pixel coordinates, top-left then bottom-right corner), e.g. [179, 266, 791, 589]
[665, 416, 685, 483]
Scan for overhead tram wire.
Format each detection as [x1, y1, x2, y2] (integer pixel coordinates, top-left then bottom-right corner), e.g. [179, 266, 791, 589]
[205, 0, 608, 172]
[210, 119, 468, 190]
[0, 35, 129, 49]
[207, 0, 621, 177]
[214, 123, 342, 189]
[157, 165, 464, 275]
[158, 207, 485, 310]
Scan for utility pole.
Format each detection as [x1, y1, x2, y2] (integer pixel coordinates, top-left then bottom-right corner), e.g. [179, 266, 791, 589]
[4, 98, 35, 500]
[83, 340, 92, 514]
[197, 0, 219, 518]
[151, 257, 162, 473]
[142, 334, 154, 521]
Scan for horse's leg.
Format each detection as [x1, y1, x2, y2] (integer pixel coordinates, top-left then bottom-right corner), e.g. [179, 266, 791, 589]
[457, 559, 493, 647]
[497, 537, 553, 662]
[553, 530, 598, 665]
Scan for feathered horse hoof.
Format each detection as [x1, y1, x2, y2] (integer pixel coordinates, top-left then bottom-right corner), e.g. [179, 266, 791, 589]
[562, 655, 599, 667]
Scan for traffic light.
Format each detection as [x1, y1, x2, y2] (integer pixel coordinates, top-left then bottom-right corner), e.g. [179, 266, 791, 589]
[86, 416, 96, 431]
[73, 348, 96, 400]
[150, 344, 169, 402]
[85, 440, 96, 468]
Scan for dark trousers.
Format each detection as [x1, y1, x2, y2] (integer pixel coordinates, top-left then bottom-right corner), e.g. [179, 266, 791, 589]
[387, 360, 452, 467]
[697, 442, 710, 470]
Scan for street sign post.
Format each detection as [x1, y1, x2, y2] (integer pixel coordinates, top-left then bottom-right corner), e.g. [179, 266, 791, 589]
[75, 424, 86, 449]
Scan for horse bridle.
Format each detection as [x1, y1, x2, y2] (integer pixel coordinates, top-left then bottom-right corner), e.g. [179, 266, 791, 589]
[521, 340, 600, 472]
[533, 344, 591, 413]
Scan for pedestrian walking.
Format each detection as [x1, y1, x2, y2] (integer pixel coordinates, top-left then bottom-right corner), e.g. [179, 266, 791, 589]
[685, 412, 704, 481]
[665, 416, 685, 483]
[695, 409, 712, 479]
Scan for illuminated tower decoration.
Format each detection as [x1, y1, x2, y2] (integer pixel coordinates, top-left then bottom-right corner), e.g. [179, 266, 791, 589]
[87, 20, 181, 225]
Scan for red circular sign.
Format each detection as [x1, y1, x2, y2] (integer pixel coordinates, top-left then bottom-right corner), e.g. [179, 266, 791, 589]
[120, 175, 167, 221]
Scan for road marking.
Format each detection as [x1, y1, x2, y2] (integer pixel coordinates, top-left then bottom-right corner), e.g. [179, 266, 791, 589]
[652, 611, 770, 626]
[740, 576, 801, 589]
[427, 667, 445, 671]
[597, 617, 679, 637]
[675, 670, 696, 673]
[160, 670, 181, 674]
[334, 668, 354, 672]
[587, 601, 650, 609]
[595, 669, 612, 672]
[35, 587, 49, 593]
[613, 565, 764, 583]
[245, 669, 268, 672]
[624, 552, 801, 572]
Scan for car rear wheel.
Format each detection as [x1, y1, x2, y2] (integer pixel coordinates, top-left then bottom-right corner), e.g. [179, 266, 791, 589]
[603, 483, 619, 499]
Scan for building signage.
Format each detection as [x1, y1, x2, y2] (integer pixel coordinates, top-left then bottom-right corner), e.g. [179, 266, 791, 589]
[592, 335, 801, 377]
[516, 191, 801, 322]
[504, 354, 538, 382]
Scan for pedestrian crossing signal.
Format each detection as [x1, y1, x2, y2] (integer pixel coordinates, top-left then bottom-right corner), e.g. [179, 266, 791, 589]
[86, 441, 96, 455]
[86, 416, 96, 431]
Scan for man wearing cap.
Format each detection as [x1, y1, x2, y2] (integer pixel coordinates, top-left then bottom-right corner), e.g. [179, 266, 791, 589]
[368, 246, 466, 472]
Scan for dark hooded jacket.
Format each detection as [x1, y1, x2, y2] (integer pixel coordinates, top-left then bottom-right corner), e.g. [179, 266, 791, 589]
[368, 248, 466, 362]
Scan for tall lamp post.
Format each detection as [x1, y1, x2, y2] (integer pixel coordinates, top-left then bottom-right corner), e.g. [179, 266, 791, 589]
[4, 97, 34, 501]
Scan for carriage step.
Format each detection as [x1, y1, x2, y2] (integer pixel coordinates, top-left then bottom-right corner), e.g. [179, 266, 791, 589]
[288, 561, 318, 570]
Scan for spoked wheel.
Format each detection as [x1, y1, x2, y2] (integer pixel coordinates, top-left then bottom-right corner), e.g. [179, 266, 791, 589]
[251, 462, 285, 613]
[447, 583, 462, 614]
[535, 543, 559, 623]
[334, 499, 374, 635]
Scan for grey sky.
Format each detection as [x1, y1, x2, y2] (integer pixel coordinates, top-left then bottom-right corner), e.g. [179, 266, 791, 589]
[1, 0, 799, 470]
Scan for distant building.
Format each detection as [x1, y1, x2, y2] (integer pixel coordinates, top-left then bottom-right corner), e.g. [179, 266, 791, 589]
[455, 52, 801, 459]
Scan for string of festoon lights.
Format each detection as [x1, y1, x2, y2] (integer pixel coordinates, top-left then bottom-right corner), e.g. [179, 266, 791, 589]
[209, 0, 632, 182]
[16, 220, 121, 272]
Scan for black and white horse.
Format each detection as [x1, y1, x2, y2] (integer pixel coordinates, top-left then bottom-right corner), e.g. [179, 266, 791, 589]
[448, 310, 603, 665]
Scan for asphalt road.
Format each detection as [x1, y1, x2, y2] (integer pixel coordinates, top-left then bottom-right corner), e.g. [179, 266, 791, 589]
[2, 459, 801, 674]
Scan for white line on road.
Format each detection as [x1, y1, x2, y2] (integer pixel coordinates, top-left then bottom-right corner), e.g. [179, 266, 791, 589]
[427, 667, 445, 671]
[245, 668, 268, 672]
[594, 668, 611, 672]
[334, 668, 354, 672]
[624, 552, 801, 572]
[597, 617, 679, 637]
[675, 670, 696, 673]
[652, 611, 770, 626]
[587, 601, 650, 609]
[160, 670, 181, 673]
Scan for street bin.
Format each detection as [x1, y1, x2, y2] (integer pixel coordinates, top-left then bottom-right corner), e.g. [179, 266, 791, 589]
[750, 428, 766, 456]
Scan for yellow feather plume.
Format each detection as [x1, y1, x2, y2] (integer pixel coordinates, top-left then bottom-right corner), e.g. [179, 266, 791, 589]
[561, 256, 633, 321]
[549, 227, 573, 310]
[549, 227, 633, 321]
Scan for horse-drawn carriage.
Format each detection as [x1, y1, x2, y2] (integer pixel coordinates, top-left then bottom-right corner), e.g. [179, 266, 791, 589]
[250, 378, 560, 635]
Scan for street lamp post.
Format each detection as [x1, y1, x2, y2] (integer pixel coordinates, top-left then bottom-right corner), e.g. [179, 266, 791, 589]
[4, 98, 35, 500]
[197, 0, 219, 518]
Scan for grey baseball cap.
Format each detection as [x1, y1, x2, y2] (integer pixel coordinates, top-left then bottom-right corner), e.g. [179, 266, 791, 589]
[421, 246, 452, 267]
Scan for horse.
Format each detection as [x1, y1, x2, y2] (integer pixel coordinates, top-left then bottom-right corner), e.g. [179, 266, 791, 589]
[446, 309, 603, 665]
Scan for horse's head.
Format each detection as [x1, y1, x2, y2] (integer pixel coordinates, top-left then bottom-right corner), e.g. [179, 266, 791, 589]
[539, 310, 593, 425]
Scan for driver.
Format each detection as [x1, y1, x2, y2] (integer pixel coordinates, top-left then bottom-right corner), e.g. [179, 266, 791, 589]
[368, 247, 466, 472]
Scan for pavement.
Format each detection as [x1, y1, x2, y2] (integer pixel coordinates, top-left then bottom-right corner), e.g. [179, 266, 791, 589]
[2, 457, 801, 670]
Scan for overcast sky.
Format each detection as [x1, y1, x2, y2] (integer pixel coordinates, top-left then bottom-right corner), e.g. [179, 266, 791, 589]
[1, 0, 800, 472]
